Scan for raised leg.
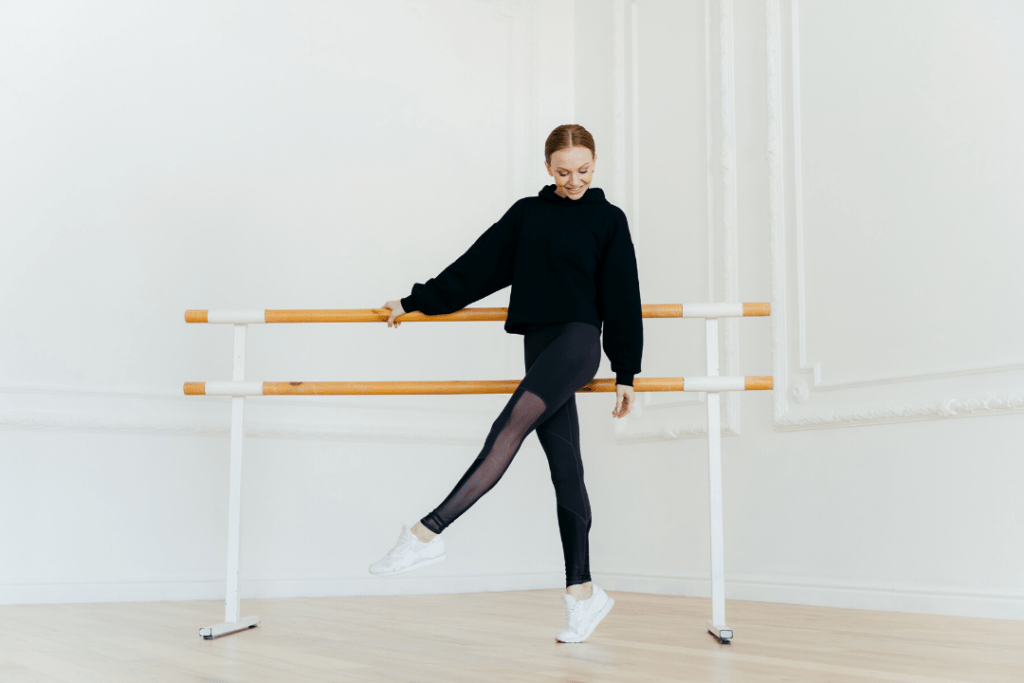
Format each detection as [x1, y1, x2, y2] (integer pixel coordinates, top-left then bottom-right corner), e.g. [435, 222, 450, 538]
[420, 387, 548, 534]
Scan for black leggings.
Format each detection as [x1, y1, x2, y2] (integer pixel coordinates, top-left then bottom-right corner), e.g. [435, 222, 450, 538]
[420, 321, 602, 587]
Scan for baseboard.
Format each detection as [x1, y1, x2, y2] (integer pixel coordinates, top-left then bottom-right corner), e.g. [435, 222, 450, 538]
[592, 571, 1024, 622]
[5, 571, 1021, 622]
[0, 572, 565, 606]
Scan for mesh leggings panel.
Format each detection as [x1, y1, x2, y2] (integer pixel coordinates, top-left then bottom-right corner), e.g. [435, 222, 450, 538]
[420, 388, 547, 533]
[420, 322, 602, 587]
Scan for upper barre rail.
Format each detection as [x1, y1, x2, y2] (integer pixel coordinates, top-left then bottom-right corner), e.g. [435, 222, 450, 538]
[184, 376, 774, 396]
[184, 302, 771, 324]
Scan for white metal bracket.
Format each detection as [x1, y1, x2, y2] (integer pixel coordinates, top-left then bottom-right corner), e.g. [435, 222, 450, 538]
[200, 323, 261, 639]
[705, 318, 732, 644]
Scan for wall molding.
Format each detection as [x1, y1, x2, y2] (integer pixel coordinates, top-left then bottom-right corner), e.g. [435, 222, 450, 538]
[0, 382, 497, 415]
[0, 381, 504, 445]
[717, 0, 741, 434]
[774, 389, 1024, 430]
[766, 0, 1023, 429]
[786, 0, 1024, 395]
[611, 0, 627, 208]
[596, 570, 1024, 622]
[613, 419, 740, 444]
[808, 358, 1024, 393]
[618, 0, 744, 443]
[0, 571, 566, 606]
[0, 408, 506, 445]
[0, 411, 227, 438]
[630, 0, 641, 254]
[766, 0, 790, 425]
[247, 417, 495, 445]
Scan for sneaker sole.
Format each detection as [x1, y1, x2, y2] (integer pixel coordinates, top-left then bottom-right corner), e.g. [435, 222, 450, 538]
[556, 595, 615, 643]
[369, 552, 447, 577]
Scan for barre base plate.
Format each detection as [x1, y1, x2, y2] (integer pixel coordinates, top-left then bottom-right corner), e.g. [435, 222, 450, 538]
[707, 620, 733, 644]
[199, 615, 261, 640]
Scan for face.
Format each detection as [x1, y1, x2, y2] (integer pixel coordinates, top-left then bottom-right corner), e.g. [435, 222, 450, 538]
[545, 146, 596, 200]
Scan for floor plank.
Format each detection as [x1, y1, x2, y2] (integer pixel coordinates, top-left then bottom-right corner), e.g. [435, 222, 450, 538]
[0, 590, 1021, 682]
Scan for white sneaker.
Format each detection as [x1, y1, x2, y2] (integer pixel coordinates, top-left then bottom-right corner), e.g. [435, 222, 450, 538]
[556, 584, 614, 643]
[368, 524, 447, 576]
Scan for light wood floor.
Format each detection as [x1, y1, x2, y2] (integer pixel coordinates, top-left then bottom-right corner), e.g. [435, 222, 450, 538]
[1, 590, 1021, 682]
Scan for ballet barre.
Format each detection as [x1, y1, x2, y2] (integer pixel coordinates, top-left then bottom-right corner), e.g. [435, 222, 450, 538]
[185, 303, 772, 643]
[184, 302, 770, 324]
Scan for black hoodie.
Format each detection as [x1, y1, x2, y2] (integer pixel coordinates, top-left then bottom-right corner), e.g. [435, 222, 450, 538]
[401, 184, 642, 386]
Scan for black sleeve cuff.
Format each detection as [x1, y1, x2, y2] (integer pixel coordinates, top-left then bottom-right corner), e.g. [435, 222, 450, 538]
[399, 295, 421, 314]
[615, 372, 635, 387]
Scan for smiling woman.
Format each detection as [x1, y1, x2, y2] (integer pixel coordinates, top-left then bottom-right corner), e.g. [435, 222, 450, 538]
[374, 123, 641, 644]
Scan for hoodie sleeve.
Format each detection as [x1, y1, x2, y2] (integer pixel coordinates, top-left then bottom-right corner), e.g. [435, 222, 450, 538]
[400, 203, 518, 315]
[597, 212, 643, 386]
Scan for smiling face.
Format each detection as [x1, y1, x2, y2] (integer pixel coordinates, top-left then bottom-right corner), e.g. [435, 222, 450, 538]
[545, 146, 596, 200]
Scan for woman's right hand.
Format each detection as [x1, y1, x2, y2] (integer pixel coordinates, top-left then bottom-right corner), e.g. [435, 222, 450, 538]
[382, 300, 407, 328]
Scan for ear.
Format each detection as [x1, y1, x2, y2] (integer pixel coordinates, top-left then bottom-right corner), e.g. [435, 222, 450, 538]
[544, 161, 553, 177]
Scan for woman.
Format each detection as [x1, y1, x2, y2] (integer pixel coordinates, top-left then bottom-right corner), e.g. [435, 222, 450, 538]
[370, 124, 642, 644]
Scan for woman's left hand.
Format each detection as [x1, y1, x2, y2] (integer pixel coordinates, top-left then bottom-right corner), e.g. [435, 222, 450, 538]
[612, 384, 634, 418]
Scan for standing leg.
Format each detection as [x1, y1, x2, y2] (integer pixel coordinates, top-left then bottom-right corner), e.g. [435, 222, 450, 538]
[535, 396, 593, 592]
[543, 395, 616, 644]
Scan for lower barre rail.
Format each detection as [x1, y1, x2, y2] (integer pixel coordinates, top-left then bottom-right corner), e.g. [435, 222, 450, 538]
[184, 376, 773, 396]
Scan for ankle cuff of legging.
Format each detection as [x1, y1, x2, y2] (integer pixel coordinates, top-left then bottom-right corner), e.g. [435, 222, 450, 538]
[420, 515, 444, 535]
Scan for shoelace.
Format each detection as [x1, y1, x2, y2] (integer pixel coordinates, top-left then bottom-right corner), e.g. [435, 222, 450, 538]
[385, 533, 417, 558]
[565, 601, 584, 629]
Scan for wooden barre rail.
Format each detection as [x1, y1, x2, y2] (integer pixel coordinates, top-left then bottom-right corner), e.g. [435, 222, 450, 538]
[184, 377, 774, 396]
[184, 302, 770, 324]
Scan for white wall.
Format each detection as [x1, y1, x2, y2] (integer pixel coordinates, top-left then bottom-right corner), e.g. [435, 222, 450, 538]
[2, 0, 1022, 623]
[0, 0, 579, 604]
[575, 0, 1024, 621]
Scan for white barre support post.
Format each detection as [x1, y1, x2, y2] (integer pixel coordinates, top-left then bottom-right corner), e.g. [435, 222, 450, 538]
[200, 323, 261, 640]
[705, 318, 733, 643]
